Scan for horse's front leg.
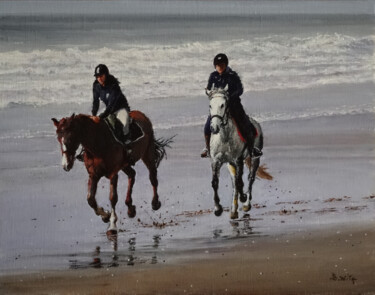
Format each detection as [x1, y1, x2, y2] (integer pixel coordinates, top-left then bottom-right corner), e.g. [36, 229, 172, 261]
[211, 160, 223, 216]
[87, 175, 110, 223]
[228, 164, 239, 219]
[107, 174, 119, 234]
[123, 166, 136, 218]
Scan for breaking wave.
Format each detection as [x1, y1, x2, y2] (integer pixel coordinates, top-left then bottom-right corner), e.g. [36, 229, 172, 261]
[0, 33, 373, 109]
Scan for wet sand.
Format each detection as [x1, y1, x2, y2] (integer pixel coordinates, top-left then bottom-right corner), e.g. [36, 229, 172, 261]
[0, 83, 374, 294]
[1, 223, 374, 294]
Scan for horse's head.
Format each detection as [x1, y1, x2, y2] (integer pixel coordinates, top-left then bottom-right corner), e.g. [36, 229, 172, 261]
[206, 85, 229, 134]
[52, 114, 81, 171]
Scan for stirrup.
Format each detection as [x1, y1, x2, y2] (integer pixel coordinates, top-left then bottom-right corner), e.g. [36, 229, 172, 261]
[252, 147, 263, 158]
[122, 132, 132, 145]
[200, 147, 210, 158]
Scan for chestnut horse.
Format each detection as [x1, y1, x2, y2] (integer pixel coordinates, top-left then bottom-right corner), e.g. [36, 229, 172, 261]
[52, 112, 172, 234]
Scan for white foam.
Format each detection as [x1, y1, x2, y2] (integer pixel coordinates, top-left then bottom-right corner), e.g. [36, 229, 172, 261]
[0, 33, 373, 109]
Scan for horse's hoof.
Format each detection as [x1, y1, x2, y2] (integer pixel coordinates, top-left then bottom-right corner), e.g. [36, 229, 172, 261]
[243, 204, 251, 212]
[106, 229, 118, 236]
[152, 200, 161, 211]
[214, 205, 223, 217]
[102, 215, 110, 223]
[230, 211, 239, 220]
[128, 206, 136, 218]
[239, 193, 247, 203]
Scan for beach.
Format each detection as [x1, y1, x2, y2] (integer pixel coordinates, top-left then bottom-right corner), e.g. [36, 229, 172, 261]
[1, 81, 374, 294]
[0, 2, 374, 293]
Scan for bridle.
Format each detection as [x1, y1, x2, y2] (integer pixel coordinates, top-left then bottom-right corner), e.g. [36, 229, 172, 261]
[60, 135, 79, 162]
[208, 91, 230, 127]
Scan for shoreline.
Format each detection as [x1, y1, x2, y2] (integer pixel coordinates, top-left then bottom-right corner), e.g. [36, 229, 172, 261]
[0, 81, 374, 293]
[1, 221, 374, 294]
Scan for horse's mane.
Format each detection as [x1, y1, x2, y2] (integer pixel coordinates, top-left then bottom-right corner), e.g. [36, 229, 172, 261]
[57, 114, 104, 136]
[208, 88, 229, 100]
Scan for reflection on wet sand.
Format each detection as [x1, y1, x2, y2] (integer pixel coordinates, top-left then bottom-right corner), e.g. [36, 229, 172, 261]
[67, 215, 264, 271]
[68, 233, 162, 270]
[212, 214, 263, 241]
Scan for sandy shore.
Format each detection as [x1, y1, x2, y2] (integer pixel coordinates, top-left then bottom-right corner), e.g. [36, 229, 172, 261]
[0, 82, 374, 294]
[1, 222, 374, 295]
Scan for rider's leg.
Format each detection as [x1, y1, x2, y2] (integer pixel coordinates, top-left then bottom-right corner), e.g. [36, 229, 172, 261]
[229, 100, 262, 158]
[201, 115, 211, 158]
[116, 108, 131, 143]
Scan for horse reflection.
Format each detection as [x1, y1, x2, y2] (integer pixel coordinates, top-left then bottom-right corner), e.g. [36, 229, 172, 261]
[230, 216, 254, 237]
[68, 234, 163, 269]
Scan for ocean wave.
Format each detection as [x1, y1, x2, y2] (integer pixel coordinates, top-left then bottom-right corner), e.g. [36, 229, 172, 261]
[1, 103, 372, 139]
[0, 33, 373, 109]
[154, 104, 374, 130]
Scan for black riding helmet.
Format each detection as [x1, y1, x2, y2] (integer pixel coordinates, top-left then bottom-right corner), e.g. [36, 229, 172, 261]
[94, 64, 109, 77]
[213, 53, 228, 67]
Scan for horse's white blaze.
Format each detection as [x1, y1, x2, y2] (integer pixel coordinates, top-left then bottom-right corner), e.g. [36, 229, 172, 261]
[61, 153, 68, 168]
[60, 137, 69, 169]
[61, 137, 67, 152]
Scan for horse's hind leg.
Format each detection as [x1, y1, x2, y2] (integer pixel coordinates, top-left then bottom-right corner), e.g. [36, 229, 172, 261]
[243, 157, 260, 212]
[87, 175, 111, 223]
[228, 164, 239, 219]
[107, 174, 119, 234]
[235, 157, 246, 203]
[212, 161, 223, 216]
[142, 147, 161, 211]
[123, 166, 137, 218]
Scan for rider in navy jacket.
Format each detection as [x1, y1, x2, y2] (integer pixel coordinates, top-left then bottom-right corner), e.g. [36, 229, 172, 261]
[206, 66, 244, 101]
[202, 53, 262, 158]
[92, 64, 131, 146]
[92, 73, 130, 118]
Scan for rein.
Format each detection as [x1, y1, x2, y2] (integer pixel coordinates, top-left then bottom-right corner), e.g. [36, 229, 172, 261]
[210, 105, 230, 127]
[209, 92, 230, 127]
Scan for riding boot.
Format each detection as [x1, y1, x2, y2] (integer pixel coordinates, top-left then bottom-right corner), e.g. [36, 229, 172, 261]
[234, 110, 262, 159]
[246, 136, 262, 158]
[76, 148, 85, 162]
[200, 134, 211, 158]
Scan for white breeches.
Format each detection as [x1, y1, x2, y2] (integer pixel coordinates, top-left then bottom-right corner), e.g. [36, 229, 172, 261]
[115, 108, 130, 135]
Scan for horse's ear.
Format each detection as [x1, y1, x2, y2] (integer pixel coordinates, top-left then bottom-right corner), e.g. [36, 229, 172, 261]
[210, 83, 216, 91]
[51, 118, 59, 127]
[71, 113, 75, 118]
[224, 84, 229, 92]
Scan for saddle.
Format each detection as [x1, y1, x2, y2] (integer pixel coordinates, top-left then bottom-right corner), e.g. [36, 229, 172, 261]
[104, 115, 144, 145]
[231, 116, 258, 143]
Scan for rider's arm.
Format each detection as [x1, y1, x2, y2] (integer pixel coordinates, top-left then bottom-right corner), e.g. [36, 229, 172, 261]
[229, 72, 243, 99]
[92, 83, 100, 116]
[99, 84, 121, 118]
[206, 72, 216, 91]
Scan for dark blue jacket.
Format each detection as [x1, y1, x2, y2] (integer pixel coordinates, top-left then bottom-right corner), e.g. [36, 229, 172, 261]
[92, 75, 130, 118]
[207, 66, 243, 101]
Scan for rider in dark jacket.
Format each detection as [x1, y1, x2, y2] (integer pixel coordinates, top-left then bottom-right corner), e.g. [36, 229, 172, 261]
[201, 53, 262, 158]
[92, 64, 130, 118]
[92, 64, 131, 144]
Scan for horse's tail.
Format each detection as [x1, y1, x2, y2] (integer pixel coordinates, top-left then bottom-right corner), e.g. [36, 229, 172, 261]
[256, 164, 273, 180]
[154, 135, 175, 168]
